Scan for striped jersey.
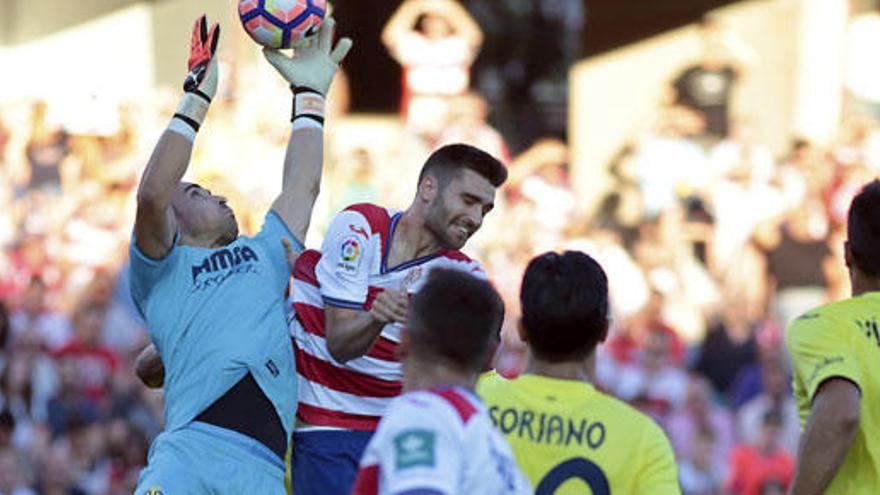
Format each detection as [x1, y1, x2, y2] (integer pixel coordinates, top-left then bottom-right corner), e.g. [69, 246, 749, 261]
[289, 203, 485, 431]
[352, 386, 532, 495]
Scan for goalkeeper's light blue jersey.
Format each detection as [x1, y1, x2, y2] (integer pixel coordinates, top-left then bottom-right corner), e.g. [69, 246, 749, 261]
[130, 211, 302, 440]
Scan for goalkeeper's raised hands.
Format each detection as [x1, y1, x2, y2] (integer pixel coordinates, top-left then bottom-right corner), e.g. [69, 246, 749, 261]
[263, 17, 352, 96]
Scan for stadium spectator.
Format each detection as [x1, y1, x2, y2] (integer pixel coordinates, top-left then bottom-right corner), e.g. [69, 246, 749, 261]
[436, 92, 510, 163]
[694, 302, 758, 398]
[9, 277, 71, 352]
[764, 203, 833, 327]
[614, 327, 689, 423]
[667, 375, 735, 475]
[0, 446, 36, 495]
[53, 301, 119, 405]
[23, 102, 70, 196]
[726, 409, 794, 495]
[678, 428, 725, 495]
[670, 16, 751, 141]
[736, 355, 799, 455]
[383, 0, 483, 139]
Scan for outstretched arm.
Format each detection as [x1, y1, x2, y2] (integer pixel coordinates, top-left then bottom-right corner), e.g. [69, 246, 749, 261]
[135, 15, 221, 259]
[264, 18, 353, 242]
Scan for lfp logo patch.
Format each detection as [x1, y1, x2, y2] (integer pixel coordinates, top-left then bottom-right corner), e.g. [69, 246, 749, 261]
[341, 237, 361, 262]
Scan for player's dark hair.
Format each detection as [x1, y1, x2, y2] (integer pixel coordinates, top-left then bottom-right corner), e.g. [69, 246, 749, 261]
[408, 268, 504, 370]
[417, 144, 507, 189]
[520, 251, 610, 362]
[848, 179, 880, 278]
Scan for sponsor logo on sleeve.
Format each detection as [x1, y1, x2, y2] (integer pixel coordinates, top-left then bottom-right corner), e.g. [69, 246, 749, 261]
[393, 429, 436, 471]
[337, 236, 362, 274]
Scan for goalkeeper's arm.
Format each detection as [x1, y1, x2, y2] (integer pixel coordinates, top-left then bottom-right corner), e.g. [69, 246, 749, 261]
[135, 15, 220, 260]
[264, 18, 352, 243]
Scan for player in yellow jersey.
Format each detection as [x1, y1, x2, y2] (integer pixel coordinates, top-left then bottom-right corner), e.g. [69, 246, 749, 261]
[787, 179, 880, 494]
[478, 250, 680, 494]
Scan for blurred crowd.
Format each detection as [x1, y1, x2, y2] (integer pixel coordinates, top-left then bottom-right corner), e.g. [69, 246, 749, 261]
[1, 2, 879, 494]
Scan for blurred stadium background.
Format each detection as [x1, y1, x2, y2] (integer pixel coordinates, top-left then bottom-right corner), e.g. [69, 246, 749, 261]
[0, 0, 877, 493]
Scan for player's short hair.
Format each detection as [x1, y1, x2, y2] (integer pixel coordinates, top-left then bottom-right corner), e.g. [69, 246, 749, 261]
[848, 179, 880, 278]
[520, 251, 610, 362]
[417, 144, 507, 189]
[408, 268, 504, 370]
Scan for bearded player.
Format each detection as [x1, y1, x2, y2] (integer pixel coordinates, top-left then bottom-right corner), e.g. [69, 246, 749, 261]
[130, 15, 350, 493]
[288, 143, 505, 493]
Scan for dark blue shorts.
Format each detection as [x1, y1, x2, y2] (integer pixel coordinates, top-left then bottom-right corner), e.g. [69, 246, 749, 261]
[290, 430, 373, 495]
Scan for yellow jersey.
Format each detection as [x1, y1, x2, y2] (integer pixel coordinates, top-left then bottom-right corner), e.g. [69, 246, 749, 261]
[787, 292, 880, 494]
[477, 372, 680, 494]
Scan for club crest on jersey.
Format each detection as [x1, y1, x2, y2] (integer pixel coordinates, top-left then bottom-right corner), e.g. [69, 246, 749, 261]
[393, 429, 436, 471]
[144, 487, 164, 495]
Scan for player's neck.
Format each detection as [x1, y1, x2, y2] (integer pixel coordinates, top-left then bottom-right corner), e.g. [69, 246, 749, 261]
[526, 353, 594, 383]
[851, 278, 880, 297]
[179, 230, 228, 249]
[396, 209, 444, 259]
[403, 359, 477, 393]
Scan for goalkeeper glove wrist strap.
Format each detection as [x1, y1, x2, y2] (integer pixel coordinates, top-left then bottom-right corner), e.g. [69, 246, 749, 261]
[291, 86, 325, 129]
[174, 91, 212, 131]
[169, 91, 211, 142]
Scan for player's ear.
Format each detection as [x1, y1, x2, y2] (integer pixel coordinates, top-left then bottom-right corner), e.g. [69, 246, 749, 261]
[418, 175, 439, 203]
[516, 319, 528, 343]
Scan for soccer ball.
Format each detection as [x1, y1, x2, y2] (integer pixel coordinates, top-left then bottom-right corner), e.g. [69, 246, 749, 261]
[238, 0, 327, 49]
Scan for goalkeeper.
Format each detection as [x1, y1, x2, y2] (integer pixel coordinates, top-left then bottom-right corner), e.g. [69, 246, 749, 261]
[130, 15, 351, 494]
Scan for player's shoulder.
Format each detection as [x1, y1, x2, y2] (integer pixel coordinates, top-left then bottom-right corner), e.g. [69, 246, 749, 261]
[391, 387, 483, 429]
[341, 203, 396, 229]
[787, 298, 855, 339]
[433, 249, 484, 275]
[589, 384, 668, 437]
[293, 249, 322, 285]
[476, 369, 509, 396]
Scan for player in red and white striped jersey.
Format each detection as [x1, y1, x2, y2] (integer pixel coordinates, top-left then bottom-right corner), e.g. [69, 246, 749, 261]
[352, 268, 530, 495]
[289, 143, 507, 494]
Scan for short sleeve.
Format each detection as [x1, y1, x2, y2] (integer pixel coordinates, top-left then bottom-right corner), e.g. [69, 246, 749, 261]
[129, 231, 182, 319]
[252, 211, 304, 294]
[374, 400, 461, 494]
[787, 312, 863, 402]
[634, 422, 680, 494]
[316, 209, 373, 309]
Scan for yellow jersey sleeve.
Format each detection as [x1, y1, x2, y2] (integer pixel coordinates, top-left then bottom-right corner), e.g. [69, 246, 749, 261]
[787, 311, 863, 403]
[633, 421, 681, 494]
